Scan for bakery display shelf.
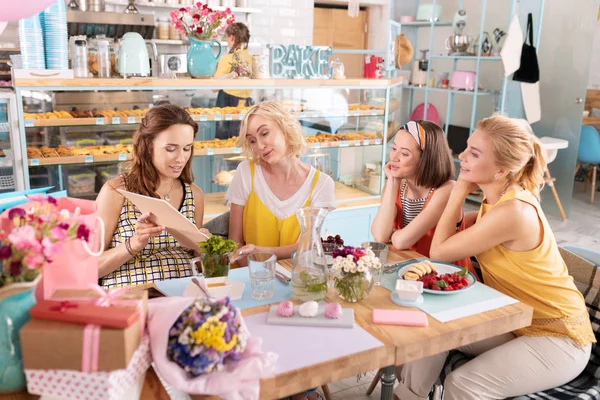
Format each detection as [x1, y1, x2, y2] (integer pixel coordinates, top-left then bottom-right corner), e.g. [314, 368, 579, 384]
[27, 139, 384, 166]
[23, 109, 387, 128]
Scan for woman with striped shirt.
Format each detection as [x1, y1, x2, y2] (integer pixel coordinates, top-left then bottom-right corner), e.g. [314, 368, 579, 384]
[371, 121, 473, 271]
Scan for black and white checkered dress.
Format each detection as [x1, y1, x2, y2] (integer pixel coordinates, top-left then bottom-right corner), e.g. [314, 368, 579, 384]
[99, 182, 196, 289]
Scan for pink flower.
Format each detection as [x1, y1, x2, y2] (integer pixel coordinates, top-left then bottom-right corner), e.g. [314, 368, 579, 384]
[201, 8, 209, 16]
[227, 19, 234, 25]
[49, 226, 66, 241]
[24, 251, 45, 269]
[8, 225, 38, 251]
[42, 237, 62, 259]
[225, 7, 231, 15]
[207, 14, 215, 23]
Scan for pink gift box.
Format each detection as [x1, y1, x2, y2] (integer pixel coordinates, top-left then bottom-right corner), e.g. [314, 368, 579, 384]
[24, 335, 151, 400]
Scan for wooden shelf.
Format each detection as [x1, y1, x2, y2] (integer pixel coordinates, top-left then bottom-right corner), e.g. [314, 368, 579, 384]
[24, 109, 385, 127]
[27, 138, 384, 166]
[582, 116, 600, 125]
[105, 0, 262, 13]
[14, 76, 406, 88]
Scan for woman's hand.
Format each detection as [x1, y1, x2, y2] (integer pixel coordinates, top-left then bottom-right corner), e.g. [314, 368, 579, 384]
[130, 212, 164, 253]
[230, 244, 256, 266]
[383, 161, 396, 181]
[453, 179, 479, 198]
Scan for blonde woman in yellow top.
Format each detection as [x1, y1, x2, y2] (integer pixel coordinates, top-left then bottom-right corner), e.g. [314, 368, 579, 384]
[213, 22, 253, 140]
[226, 101, 335, 267]
[394, 116, 595, 400]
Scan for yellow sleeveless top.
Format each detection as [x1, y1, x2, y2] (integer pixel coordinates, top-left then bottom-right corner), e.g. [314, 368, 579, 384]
[476, 189, 595, 346]
[242, 162, 321, 247]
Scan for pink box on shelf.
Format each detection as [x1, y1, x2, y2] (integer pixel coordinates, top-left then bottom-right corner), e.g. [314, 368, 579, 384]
[24, 335, 151, 400]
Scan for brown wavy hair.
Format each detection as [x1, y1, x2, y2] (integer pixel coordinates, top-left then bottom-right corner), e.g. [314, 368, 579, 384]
[410, 120, 454, 188]
[121, 104, 198, 198]
[225, 22, 250, 53]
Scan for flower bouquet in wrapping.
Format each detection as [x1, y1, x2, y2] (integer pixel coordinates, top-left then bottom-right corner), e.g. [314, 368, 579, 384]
[148, 296, 277, 399]
[167, 297, 247, 376]
[0, 195, 91, 289]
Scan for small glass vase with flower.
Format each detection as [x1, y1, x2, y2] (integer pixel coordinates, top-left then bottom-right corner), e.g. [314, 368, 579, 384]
[331, 246, 382, 303]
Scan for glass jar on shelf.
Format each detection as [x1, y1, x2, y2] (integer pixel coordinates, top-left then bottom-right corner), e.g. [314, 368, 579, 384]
[87, 35, 117, 78]
[157, 18, 169, 40]
[330, 57, 345, 80]
[212, 154, 245, 187]
[169, 24, 181, 41]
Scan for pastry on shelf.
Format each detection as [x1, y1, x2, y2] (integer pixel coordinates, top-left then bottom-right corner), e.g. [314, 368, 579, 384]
[40, 146, 59, 158]
[27, 147, 42, 159]
[71, 147, 91, 156]
[57, 145, 75, 157]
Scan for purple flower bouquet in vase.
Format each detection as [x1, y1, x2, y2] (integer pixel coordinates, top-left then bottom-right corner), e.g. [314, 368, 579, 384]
[332, 246, 382, 303]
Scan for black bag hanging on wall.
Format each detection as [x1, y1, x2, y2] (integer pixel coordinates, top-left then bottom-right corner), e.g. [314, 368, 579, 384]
[513, 13, 540, 83]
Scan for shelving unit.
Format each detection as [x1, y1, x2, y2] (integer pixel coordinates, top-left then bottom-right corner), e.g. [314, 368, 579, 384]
[104, 0, 262, 14]
[23, 109, 386, 128]
[395, 0, 544, 203]
[26, 139, 383, 167]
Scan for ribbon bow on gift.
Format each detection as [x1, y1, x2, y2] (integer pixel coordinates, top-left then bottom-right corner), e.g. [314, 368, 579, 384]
[89, 286, 129, 308]
[49, 300, 78, 313]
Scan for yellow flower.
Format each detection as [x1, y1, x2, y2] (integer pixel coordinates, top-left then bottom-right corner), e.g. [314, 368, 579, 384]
[189, 316, 239, 353]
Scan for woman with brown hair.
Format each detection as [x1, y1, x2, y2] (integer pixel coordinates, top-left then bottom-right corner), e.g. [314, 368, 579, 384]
[96, 104, 209, 288]
[371, 120, 473, 272]
[214, 22, 254, 139]
[395, 116, 594, 399]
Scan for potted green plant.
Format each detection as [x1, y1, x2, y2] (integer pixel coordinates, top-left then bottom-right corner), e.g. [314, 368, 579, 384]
[198, 235, 238, 278]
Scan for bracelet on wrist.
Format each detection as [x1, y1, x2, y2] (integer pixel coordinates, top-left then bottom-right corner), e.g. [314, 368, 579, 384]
[124, 237, 139, 256]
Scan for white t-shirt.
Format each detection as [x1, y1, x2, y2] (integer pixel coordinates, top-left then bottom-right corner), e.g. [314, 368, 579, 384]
[226, 160, 336, 220]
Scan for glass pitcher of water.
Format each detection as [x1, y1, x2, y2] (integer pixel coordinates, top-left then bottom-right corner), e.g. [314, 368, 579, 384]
[291, 207, 329, 302]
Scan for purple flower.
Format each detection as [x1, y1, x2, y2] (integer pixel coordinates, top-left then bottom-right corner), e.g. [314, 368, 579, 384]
[58, 222, 69, 230]
[9, 260, 21, 276]
[8, 207, 26, 220]
[0, 245, 12, 260]
[76, 224, 90, 242]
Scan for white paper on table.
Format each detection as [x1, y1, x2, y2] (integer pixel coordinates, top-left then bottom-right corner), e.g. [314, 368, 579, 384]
[501, 14, 524, 77]
[429, 296, 519, 323]
[521, 81, 541, 124]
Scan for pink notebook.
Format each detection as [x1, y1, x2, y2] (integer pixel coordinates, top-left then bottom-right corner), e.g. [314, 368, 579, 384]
[372, 309, 429, 327]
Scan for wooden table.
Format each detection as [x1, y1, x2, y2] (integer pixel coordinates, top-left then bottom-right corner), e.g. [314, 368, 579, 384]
[2, 248, 533, 400]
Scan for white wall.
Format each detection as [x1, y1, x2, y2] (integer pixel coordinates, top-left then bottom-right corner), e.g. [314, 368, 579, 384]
[247, 0, 314, 46]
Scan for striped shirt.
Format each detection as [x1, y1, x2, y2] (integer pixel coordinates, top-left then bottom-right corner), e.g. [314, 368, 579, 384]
[100, 181, 196, 289]
[400, 180, 434, 228]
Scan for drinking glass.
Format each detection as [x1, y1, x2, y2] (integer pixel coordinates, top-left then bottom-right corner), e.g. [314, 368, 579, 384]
[248, 253, 276, 300]
[362, 242, 388, 286]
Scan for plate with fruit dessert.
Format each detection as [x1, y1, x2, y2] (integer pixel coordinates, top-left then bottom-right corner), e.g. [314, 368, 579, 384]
[397, 260, 477, 295]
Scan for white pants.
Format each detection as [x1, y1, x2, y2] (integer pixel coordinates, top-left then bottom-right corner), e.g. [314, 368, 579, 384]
[395, 334, 591, 400]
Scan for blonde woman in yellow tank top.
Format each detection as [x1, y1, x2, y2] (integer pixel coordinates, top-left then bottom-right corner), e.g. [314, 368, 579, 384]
[226, 102, 335, 269]
[394, 116, 594, 400]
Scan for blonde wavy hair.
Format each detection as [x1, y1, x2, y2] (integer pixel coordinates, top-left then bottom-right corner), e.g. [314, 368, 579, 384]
[236, 101, 307, 165]
[477, 116, 547, 200]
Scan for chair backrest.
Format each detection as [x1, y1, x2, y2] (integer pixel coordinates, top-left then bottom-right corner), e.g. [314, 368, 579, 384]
[560, 246, 600, 378]
[578, 125, 600, 165]
[201, 211, 230, 238]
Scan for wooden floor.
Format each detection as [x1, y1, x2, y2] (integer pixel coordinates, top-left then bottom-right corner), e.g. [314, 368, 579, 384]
[321, 182, 600, 400]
